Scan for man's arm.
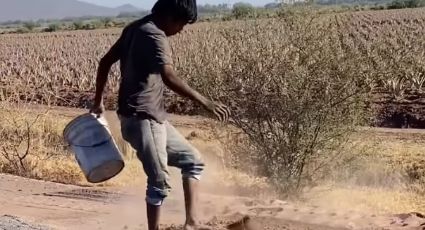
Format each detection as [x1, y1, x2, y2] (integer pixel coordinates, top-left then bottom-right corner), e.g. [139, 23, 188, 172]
[136, 30, 230, 122]
[91, 39, 121, 114]
[161, 65, 209, 107]
[161, 65, 230, 122]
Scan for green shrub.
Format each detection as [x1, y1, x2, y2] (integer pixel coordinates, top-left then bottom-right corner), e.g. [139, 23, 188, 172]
[388, 0, 425, 9]
[232, 2, 256, 19]
[44, 23, 61, 32]
[15, 27, 30, 34]
[72, 21, 84, 30]
[23, 21, 39, 31]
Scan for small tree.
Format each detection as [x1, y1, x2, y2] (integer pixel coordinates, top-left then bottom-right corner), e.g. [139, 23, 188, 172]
[15, 28, 30, 34]
[23, 21, 38, 31]
[388, 0, 425, 8]
[72, 21, 84, 30]
[101, 17, 115, 28]
[84, 20, 103, 30]
[44, 23, 61, 32]
[232, 2, 256, 19]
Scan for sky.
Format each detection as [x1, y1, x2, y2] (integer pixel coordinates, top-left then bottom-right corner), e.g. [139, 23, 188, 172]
[81, 0, 273, 9]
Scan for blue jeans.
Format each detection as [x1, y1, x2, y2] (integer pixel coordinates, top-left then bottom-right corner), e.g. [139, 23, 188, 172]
[119, 116, 205, 206]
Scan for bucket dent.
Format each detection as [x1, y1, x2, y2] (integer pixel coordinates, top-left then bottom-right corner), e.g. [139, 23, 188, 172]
[64, 113, 125, 183]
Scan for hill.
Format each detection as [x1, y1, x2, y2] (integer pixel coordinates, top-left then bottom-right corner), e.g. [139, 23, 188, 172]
[114, 3, 140, 13]
[0, 0, 140, 22]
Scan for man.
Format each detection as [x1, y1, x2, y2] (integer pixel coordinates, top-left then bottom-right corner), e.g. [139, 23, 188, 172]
[90, 0, 230, 229]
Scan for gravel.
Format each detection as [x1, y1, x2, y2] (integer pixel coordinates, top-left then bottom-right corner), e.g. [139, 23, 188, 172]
[0, 215, 50, 230]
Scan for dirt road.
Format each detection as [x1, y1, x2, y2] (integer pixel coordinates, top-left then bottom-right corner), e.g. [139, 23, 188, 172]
[1, 173, 425, 230]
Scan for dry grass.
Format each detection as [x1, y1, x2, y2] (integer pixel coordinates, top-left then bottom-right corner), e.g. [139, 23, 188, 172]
[354, 129, 425, 192]
[0, 104, 84, 184]
[0, 105, 149, 187]
[0, 106, 269, 191]
[306, 186, 425, 214]
[303, 127, 425, 214]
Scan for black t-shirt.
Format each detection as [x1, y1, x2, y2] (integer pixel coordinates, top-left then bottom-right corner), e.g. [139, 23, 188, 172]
[115, 15, 173, 123]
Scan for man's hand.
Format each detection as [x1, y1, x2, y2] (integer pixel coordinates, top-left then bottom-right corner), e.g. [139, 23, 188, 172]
[203, 100, 231, 122]
[90, 102, 105, 117]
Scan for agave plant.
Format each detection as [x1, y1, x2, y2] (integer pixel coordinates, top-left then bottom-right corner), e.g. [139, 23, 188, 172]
[409, 73, 425, 92]
[384, 77, 407, 100]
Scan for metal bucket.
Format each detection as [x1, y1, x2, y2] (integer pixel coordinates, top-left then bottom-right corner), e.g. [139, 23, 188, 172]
[63, 113, 125, 183]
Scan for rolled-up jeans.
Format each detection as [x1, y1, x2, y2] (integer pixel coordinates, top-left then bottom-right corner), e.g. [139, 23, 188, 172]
[119, 115, 205, 206]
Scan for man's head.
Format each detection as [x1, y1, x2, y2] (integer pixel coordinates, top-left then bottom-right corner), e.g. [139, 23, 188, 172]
[152, 0, 198, 36]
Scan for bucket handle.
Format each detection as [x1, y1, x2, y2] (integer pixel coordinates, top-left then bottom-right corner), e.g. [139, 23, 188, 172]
[63, 113, 111, 147]
[90, 113, 109, 126]
[90, 112, 103, 119]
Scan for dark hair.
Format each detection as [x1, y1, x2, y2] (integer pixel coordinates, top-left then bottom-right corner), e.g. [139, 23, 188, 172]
[152, 0, 198, 24]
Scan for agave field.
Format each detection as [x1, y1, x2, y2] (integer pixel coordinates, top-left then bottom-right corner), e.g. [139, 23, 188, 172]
[1, 8, 425, 127]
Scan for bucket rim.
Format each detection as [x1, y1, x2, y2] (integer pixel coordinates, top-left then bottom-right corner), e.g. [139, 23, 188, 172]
[63, 113, 105, 141]
[86, 160, 125, 183]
